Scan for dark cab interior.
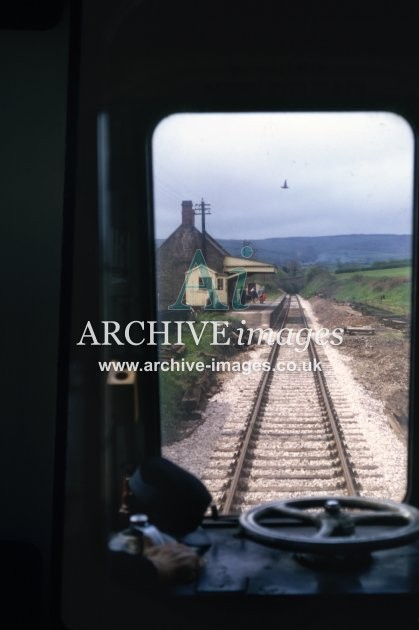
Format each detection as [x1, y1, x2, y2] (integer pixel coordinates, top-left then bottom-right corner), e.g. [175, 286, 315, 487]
[3, 2, 419, 629]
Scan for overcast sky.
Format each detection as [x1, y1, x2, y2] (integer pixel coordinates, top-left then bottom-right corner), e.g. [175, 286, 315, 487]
[152, 112, 414, 240]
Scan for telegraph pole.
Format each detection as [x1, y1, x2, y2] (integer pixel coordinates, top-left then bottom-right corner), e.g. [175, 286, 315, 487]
[194, 198, 211, 260]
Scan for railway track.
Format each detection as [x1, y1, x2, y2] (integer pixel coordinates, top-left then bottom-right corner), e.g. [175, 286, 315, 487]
[201, 295, 387, 514]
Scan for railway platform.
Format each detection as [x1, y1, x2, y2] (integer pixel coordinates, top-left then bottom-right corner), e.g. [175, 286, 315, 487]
[231, 295, 285, 328]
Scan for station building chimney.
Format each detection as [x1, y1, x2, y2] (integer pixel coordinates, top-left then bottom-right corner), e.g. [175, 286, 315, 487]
[181, 200, 195, 227]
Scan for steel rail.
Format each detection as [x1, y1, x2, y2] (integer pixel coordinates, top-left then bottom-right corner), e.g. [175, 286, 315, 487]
[221, 295, 291, 514]
[221, 294, 359, 514]
[296, 295, 359, 496]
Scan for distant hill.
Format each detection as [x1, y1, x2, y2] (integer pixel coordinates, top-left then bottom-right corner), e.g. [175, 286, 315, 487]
[214, 234, 412, 267]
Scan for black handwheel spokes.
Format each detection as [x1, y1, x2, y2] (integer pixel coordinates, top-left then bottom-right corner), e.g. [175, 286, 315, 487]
[254, 504, 319, 525]
[350, 511, 410, 526]
[239, 496, 419, 553]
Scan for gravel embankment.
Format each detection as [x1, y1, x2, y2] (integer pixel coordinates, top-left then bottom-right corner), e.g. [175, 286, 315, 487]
[302, 297, 407, 501]
[162, 345, 269, 479]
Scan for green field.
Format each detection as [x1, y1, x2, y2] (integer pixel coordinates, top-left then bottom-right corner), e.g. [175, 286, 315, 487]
[337, 266, 411, 280]
[302, 265, 411, 316]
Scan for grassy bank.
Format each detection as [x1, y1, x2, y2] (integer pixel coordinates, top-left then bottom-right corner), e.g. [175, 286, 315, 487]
[301, 265, 411, 316]
[159, 312, 248, 443]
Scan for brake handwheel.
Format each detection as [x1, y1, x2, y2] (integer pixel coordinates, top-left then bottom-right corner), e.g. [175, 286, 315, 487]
[239, 496, 419, 553]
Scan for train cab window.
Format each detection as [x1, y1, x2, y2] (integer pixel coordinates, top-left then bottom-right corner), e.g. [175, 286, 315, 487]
[62, 95, 419, 629]
[152, 112, 414, 514]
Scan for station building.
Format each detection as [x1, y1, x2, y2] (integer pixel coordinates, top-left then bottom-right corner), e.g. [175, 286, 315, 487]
[157, 201, 276, 312]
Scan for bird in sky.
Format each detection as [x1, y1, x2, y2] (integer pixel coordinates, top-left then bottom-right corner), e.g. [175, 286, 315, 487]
[281, 179, 289, 189]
